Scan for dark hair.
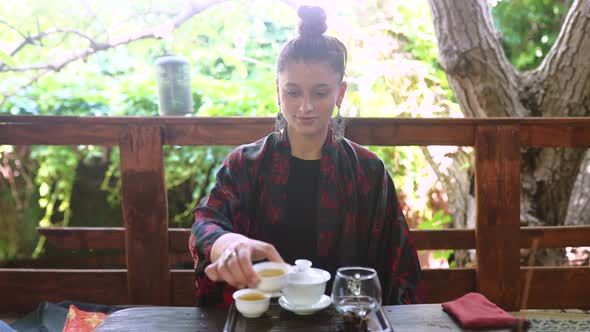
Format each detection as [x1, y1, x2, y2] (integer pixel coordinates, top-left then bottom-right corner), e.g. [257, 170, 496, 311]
[277, 6, 348, 82]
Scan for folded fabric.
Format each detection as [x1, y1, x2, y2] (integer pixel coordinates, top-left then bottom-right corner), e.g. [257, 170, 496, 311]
[10, 300, 123, 332]
[442, 292, 529, 330]
[62, 305, 107, 332]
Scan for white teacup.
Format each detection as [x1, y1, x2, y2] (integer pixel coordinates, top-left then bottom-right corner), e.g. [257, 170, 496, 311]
[233, 289, 270, 318]
[252, 261, 292, 293]
[282, 259, 331, 307]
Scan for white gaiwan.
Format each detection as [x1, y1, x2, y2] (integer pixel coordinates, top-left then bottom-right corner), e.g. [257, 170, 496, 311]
[282, 259, 331, 307]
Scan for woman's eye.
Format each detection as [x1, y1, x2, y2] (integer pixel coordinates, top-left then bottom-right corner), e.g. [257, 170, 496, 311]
[287, 91, 299, 97]
[315, 91, 328, 97]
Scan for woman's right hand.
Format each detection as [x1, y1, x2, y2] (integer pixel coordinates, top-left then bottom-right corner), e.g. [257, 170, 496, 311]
[205, 236, 284, 289]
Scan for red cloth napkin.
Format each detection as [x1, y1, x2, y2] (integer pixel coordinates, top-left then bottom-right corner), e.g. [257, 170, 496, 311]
[442, 292, 529, 330]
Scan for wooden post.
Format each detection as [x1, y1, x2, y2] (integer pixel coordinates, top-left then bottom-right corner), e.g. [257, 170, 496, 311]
[119, 126, 171, 305]
[475, 125, 521, 310]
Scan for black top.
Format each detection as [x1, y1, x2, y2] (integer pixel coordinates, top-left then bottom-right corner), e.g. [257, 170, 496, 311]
[274, 156, 320, 265]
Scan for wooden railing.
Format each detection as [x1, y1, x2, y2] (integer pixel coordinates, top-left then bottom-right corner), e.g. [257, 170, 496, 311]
[1, 116, 590, 313]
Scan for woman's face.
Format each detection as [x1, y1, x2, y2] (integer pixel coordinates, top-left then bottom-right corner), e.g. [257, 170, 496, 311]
[277, 60, 347, 140]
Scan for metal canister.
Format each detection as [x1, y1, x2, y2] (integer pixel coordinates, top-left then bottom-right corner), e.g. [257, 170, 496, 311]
[155, 55, 193, 116]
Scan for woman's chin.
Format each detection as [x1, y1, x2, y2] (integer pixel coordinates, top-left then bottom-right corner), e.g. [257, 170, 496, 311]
[290, 125, 327, 139]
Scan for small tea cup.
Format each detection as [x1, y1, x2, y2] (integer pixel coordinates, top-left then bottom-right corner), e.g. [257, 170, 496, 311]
[252, 261, 292, 293]
[232, 289, 270, 318]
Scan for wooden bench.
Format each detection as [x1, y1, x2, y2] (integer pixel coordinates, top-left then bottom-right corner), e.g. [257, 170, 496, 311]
[1, 116, 590, 313]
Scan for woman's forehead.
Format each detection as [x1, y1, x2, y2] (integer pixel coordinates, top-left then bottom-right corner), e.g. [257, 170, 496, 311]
[278, 60, 340, 86]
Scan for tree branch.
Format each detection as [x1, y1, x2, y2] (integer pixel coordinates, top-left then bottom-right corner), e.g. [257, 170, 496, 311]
[0, 0, 299, 101]
[427, 0, 527, 117]
[0, 18, 28, 40]
[421, 146, 473, 229]
[0, 69, 52, 108]
[0, 27, 103, 72]
[0, 0, 228, 74]
[534, 0, 590, 117]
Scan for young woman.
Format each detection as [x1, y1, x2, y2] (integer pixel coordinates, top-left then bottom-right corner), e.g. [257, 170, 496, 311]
[189, 5, 425, 307]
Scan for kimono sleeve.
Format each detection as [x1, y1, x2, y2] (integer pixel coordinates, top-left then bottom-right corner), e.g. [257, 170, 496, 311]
[188, 147, 251, 276]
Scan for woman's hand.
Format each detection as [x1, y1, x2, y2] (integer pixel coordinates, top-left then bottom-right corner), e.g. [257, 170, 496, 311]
[205, 236, 284, 289]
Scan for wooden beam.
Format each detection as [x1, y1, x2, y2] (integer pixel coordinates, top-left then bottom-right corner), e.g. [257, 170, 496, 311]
[171, 270, 197, 307]
[169, 228, 192, 252]
[1, 267, 587, 313]
[345, 119, 475, 146]
[4, 115, 590, 126]
[521, 226, 590, 248]
[2, 254, 194, 270]
[519, 123, 590, 147]
[0, 269, 127, 313]
[37, 227, 194, 255]
[411, 229, 475, 249]
[475, 125, 521, 310]
[164, 122, 272, 146]
[0, 269, 478, 312]
[520, 267, 590, 309]
[0, 123, 122, 146]
[422, 268, 476, 303]
[39, 226, 590, 253]
[119, 126, 170, 305]
[38, 227, 125, 250]
[1, 256, 126, 269]
[415, 226, 590, 249]
[3, 116, 590, 147]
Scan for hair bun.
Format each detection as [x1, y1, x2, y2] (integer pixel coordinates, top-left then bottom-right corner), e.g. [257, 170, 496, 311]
[297, 6, 327, 38]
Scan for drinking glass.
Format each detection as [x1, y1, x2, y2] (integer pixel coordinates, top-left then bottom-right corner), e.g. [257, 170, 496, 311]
[331, 267, 382, 318]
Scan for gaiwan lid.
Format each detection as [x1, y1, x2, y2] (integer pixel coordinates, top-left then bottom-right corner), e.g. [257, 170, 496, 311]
[286, 259, 331, 285]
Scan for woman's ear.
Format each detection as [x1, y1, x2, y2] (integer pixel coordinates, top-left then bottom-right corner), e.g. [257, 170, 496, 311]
[336, 81, 348, 108]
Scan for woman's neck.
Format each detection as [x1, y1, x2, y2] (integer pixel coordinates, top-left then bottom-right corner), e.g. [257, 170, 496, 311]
[287, 129, 327, 160]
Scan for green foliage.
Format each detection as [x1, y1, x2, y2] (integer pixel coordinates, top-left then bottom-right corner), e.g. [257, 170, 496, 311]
[491, 0, 572, 70]
[0, 0, 292, 258]
[0, 147, 42, 261]
[32, 146, 78, 228]
[164, 146, 229, 227]
[418, 210, 454, 264]
[343, 2, 461, 239]
[0, 0, 570, 264]
[385, 2, 453, 97]
[0, 50, 16, 66]
[418, 210, 452, 230]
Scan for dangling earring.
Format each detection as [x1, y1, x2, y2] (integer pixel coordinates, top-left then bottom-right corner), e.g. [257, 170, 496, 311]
[332, 105, 345, 141]
[275, 110, 287, 135]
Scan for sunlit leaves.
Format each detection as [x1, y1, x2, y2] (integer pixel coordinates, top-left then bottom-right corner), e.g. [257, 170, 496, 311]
[491, 0, 572, 70]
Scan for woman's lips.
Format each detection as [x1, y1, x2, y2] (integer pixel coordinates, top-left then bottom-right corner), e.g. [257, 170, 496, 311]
[297, 116, 318, 123]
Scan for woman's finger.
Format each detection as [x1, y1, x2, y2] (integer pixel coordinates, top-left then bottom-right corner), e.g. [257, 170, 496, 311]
[226, 250, 248, 289]
[217, 259, 240, 288]
[236, 246, 259, 288]
[205, 263, 220, 281]
[253, 241, 284, 263]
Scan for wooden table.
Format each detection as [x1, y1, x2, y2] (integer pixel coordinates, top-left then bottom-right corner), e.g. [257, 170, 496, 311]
[95, 303, 512, 332]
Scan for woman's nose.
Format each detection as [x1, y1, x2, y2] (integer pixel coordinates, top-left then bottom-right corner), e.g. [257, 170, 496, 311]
[299, 95, 314, 112]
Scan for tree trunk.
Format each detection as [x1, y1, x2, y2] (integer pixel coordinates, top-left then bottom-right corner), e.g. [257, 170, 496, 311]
[426, 0, 590, 264]
[422, 147, 475, 267]
[421, 147, 474, 229]
[566, 149, 590, 225]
